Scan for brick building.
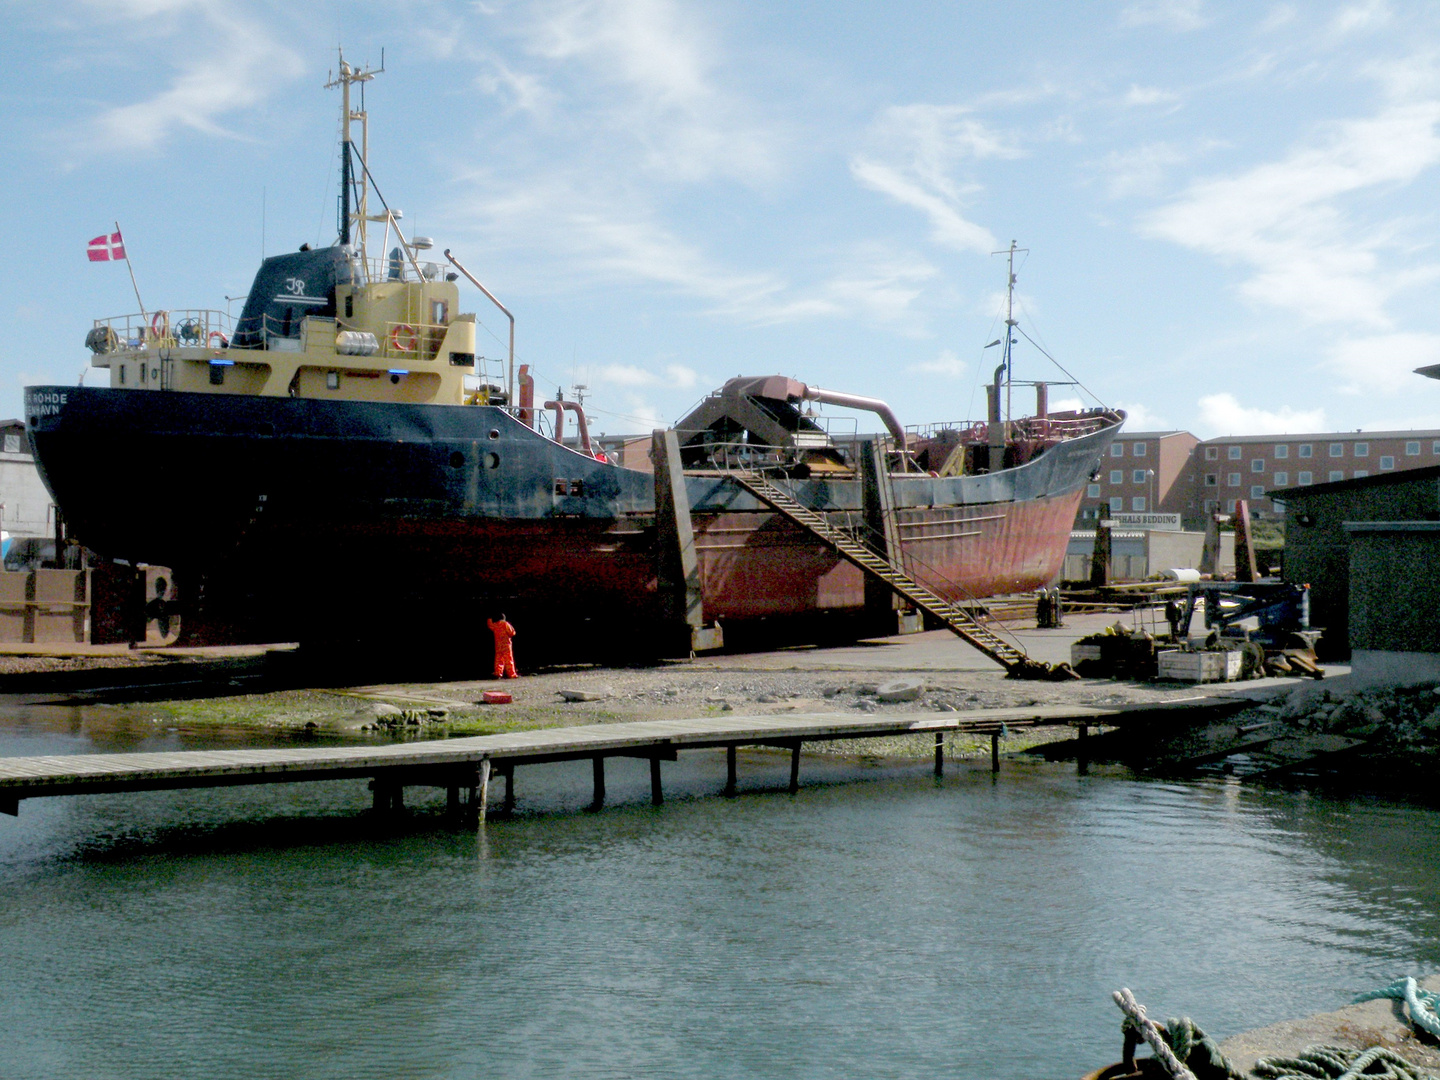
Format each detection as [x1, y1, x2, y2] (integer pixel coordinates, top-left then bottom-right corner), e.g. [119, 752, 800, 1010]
[1075, 430, 1200, 526]
[1075, 427, 1440, 528]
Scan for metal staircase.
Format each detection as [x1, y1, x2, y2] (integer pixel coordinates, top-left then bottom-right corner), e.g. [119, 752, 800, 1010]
[730, 471, 1077, 680]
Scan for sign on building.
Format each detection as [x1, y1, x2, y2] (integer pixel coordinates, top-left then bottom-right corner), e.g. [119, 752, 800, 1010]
[1107, 512, 1182, 531]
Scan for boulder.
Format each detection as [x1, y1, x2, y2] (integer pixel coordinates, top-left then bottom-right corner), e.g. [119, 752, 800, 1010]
[877, 678, 925, 703]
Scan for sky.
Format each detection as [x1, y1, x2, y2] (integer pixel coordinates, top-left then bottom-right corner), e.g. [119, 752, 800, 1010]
[7, 0, 1440, 440]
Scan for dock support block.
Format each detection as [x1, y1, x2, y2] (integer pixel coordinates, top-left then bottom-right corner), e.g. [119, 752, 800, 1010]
[725, 745, 737, 797]
[650, 755, 663, 806]
[789, 740, 801, 794]
[991, 732, 1001, 774]
[1077, 724, 1089, 776]
[591, 755, 606, 811]
[934, 732, 944, 777]
[0, 795, 16, 817]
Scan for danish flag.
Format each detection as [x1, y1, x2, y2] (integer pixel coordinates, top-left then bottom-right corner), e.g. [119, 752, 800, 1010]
[86, 230, 126, 262]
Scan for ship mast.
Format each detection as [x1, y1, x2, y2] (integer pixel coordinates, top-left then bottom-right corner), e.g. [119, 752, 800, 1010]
[995, 239, 1027, 424]
[326, 51, 382, 267]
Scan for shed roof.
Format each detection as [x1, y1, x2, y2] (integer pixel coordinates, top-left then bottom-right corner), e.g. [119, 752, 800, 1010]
[1269, 463, 1440, 500]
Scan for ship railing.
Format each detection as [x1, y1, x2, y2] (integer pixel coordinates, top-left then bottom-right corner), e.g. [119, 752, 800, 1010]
[89, 309, 233, 353]
[905, 409, 1118, 443]
[350, 254, 450, 286]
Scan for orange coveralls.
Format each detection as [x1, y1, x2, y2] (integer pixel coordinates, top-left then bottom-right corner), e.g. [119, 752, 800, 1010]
[488, 618, 518, 679]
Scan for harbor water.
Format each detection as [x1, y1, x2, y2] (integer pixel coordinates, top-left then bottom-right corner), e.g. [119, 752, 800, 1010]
[3, 710, 1440, 1079]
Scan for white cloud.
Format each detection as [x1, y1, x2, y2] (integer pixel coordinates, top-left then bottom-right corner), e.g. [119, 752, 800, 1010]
[79, 3, 303, 152]
[1142, 97, 1440, 326]
[1120, 0, 1207, 31]
[1195, 392, 1327, 436]
[1329, 0, 1391, 38]
[597, 362, 701, 389]
[1124, 85, 1180, 107]
[507, 0, 779, 183]
[1101, 141, 1214, 199]
[849, 103, 1017, 255]
[1257, 4, 1297, 32]
[1113, 401, 1171, 432]
[851, 159, 996, 253]
[907, 349, 967, 378]
[1323, 332, 1440, 395]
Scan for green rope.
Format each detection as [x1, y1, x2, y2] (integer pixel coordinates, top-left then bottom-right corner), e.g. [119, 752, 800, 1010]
[1353, 978, 1440, 1041]
[1121, 1014, 1245, 1080]
[1251, 1044, 1435, 1080]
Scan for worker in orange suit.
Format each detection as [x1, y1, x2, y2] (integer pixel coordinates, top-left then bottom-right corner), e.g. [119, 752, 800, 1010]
[488, 613, 518, 679]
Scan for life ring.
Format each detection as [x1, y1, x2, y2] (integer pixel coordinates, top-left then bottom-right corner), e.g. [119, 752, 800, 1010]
[390, 324, 418, 353]
[968, 421, 988, 443]
[207, 331, 227, 349]
[151, 311, 169, 339]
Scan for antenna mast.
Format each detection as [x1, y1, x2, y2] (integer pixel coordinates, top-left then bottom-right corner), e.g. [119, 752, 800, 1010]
[325, 50, 383, 266]
[992, 239, 1028, 423]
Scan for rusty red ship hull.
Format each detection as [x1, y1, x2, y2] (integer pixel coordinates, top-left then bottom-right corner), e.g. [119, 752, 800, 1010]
[24, 385, 1119, 649]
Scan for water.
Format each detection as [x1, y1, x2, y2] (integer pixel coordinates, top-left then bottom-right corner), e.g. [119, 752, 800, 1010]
[3, 711, 1440, 1080]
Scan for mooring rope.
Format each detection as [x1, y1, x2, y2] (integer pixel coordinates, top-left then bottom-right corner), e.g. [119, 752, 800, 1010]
[1113, 988, 1200, 1080]
[1353, 978, 1440, 1041]
[1251, 1044, 1435, 1080]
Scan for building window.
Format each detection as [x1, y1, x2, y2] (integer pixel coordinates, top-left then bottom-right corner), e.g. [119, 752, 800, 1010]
[1407, 441, 1421, 456]
[1227, 446, 1241, 460]
[1087, 483, 1100, 498]
[1109, 496, 1123, 512]
[1380, 456, 1395, 470]
[1354, 442, 1369, 457]
[1354, 469, 1369, 478]
[1299, 471, 1312, 484]
[1109, 470, 1123, 485]
[1274, 444, 1289, 459]
[1250, 485, 1265, 498]
[1433, 440, 1440, 455]
[1205, 446, 1219, 460]
[1227, 473, 1241, 487]
[1204, 499, 1218, 513]
[1132, 496, 1146, 511]
[1132, 469, 1147, 484]
[1226, 499, 1237, 512]
[1274, 471, 1288, 485]
[1111, 444, 1124, 457]
[2, 434, 18, 455]
[1204, 473, 1217, 486]
[1328, 470, 1343, 481]
[1133, 442, 1146, 457]
[1081, 507, 1097, 521]
[1330, 443, 1344, 457]
[1251, 458, 1265, 472]
[1299, 444, 1312, 458]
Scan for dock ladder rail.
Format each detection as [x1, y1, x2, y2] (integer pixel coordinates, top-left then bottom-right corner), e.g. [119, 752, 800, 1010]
[729, 470, 1077, 681]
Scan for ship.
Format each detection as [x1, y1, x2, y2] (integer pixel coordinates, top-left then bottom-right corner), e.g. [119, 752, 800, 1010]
[24, 56, 1123, 656]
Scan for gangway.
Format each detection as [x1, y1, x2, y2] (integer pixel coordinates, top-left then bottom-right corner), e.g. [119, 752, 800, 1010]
[730, 471, 1077, 680]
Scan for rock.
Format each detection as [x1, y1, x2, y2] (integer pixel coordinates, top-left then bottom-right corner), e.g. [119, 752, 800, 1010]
[855, 699, 878, 713]
[756, 693, 780, 703]
[934, 702, 956, 712]
[823, 686, 846, 698]
[558, 688, 608, 702]
[371, 703, 403, 718]
[877, 678, 925, 703]
[857, 683, 879, 695]
[720, 702, 734, 712]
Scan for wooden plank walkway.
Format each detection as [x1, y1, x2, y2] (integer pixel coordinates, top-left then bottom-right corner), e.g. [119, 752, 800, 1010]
[0, 700, 1227, 820]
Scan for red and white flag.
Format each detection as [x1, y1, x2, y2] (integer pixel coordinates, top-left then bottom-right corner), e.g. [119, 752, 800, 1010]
[86, 230, 126, 262]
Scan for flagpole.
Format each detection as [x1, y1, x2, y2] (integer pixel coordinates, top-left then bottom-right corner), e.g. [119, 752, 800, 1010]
[117, 220, 147, 321]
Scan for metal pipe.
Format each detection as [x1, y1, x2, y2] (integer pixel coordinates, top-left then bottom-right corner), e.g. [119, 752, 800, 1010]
[542, 400, 565, 443]
[561, 401, 594, 456]
[444, 249, 515, 406]
[798, 384, 907, 451]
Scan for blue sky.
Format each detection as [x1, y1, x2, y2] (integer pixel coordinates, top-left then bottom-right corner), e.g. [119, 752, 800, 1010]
[7, 0, 1440, 440]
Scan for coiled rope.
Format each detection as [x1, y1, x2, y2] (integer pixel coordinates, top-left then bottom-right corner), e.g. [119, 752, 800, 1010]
[1353, 979, 1440, 1041]
[1251, 1044, 1434, 1080]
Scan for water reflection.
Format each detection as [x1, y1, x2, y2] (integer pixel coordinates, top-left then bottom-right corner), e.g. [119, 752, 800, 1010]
[1, 722, 1438, 1079]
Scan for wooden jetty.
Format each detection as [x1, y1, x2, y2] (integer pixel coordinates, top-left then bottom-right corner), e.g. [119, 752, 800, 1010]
[0, 700, 1234, 824]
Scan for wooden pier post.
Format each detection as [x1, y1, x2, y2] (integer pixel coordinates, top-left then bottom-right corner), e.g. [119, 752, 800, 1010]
[991, 731, 1001, 773]
[789, 741, 801, 794]
[1077, 724, 1090, 776]
[591, 755, 606, 810]
[476, 759, 490, 825]
[934, 732, 944, 777]
[725, 745, 737, 796]
[502, 764, 515, 814]
[650, 755, 663, 806]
